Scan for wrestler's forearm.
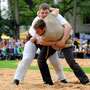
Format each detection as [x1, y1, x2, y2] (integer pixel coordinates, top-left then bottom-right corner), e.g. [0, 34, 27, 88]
[50, 7, 59, 16]
[30, 37, 37, 43]
[38, 39, 56, 46]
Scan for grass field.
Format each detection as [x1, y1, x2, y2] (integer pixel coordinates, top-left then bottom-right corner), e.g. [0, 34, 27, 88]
[0, 60, 90, 73]
[0, 59, 90, 90]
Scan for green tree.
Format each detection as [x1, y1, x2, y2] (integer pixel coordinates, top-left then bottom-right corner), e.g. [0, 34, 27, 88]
[20, 0, 44, 25]
[23, 0, 89, 18]
[78, 0, 90, 23]
[1, 0, 89, 40]
[0, 16, 12, 39]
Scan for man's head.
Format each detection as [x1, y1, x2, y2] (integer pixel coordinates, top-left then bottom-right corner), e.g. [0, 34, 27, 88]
[39, 3, 50, 19]
[33, 19, 46, 36]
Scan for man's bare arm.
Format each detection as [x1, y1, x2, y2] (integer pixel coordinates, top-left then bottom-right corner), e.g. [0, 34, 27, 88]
[56, 23, 72, 47]
[37, 38, 56, 46]
[30, 37, 37, 43]
[50, 8, 59, 16]
[62, 23, 71, 41]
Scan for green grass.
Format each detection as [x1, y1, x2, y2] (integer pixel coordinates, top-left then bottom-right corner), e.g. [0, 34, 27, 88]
[0, 60, 18, 69]
[63, 68, 90, 74]
[0, 60, 90, 74]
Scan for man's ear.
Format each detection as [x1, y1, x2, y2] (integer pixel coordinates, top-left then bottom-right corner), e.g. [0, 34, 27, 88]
[37, 11, 40, 17]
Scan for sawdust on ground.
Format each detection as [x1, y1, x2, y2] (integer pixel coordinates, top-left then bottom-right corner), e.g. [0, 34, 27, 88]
[0, 58, 90, 90]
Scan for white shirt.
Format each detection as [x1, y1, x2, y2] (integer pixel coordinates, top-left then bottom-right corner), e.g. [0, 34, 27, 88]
[29, 14, 68, 38]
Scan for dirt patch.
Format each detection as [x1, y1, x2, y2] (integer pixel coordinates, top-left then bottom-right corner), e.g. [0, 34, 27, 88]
[31, 58, 90, 68]
[0, 59, 90, 90]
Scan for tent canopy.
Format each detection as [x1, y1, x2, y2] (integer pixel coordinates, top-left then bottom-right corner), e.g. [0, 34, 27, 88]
[1, 31, 29, 40]
[20, 31, 28, 39]
[1, 33, 11, 39]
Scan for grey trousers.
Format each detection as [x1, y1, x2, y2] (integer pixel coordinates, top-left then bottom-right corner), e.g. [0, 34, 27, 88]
[62, 47, 89, 84]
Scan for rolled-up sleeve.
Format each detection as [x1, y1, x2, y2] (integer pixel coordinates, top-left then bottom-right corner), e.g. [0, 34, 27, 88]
[56, 14, 68, 25]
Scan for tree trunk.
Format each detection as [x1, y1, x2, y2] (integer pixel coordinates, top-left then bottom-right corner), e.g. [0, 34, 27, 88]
[0, 0, 1, 17]
[73, 0, 77, 37]
[8, 0, 16, 39]
[0, 35, 1, 41]
[8, 0, 13, 19]
[15, 0, 19, 39]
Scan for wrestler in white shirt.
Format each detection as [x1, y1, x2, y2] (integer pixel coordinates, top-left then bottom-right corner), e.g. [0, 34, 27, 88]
[13, 5, 71, 85]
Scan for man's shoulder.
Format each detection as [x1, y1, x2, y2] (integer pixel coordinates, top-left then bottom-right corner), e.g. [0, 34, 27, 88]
[33, 16, 40, 21]
[48, 12, 56, 17]
[47, 13, 61, 17]
[45, 13, 56, 21]
[32, 16, 40, 26]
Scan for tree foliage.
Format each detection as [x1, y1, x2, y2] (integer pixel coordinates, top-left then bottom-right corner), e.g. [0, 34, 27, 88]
[0, 0, 89, 39]
[23, 0, 90, 20]
[19, 0, 44, 25]
[78, 0, 90, 23]
[0, 17, 11, 37]
[0, 16, 18, 38]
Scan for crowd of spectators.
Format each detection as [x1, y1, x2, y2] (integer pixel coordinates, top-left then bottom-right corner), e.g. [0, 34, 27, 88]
[0, 37, 90, 60]
[0, 38, 25, 60]
[73, 37, 90, 58]
[56, 37, 90, 59]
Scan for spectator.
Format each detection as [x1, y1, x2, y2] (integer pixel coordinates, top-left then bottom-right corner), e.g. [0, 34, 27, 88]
[17, 45, 24, 59]
[2, 45, 7, 60]
[86, 45, 90, 58]
[7, 45, 15, 60]
[74, 37, 80, 49]
[12, 44, 18, 59]
[0, 47, 4, 60]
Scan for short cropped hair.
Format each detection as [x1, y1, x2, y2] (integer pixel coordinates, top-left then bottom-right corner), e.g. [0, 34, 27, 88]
[39, 3, 50, 11]
[33, 19, 46, 30]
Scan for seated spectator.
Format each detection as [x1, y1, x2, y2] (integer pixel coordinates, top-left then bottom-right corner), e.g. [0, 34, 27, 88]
[2, 45, 7, 60]
[17, 45, 24, 59]
[12, 44, 18, 59]
[86, 45, 90, 58]
[0, 42, 4, 48]
[7, 45, 15, 60]
[0, 47, 4, 60]
[74, 37, 80, 49]
[79, 44, 84, 51]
